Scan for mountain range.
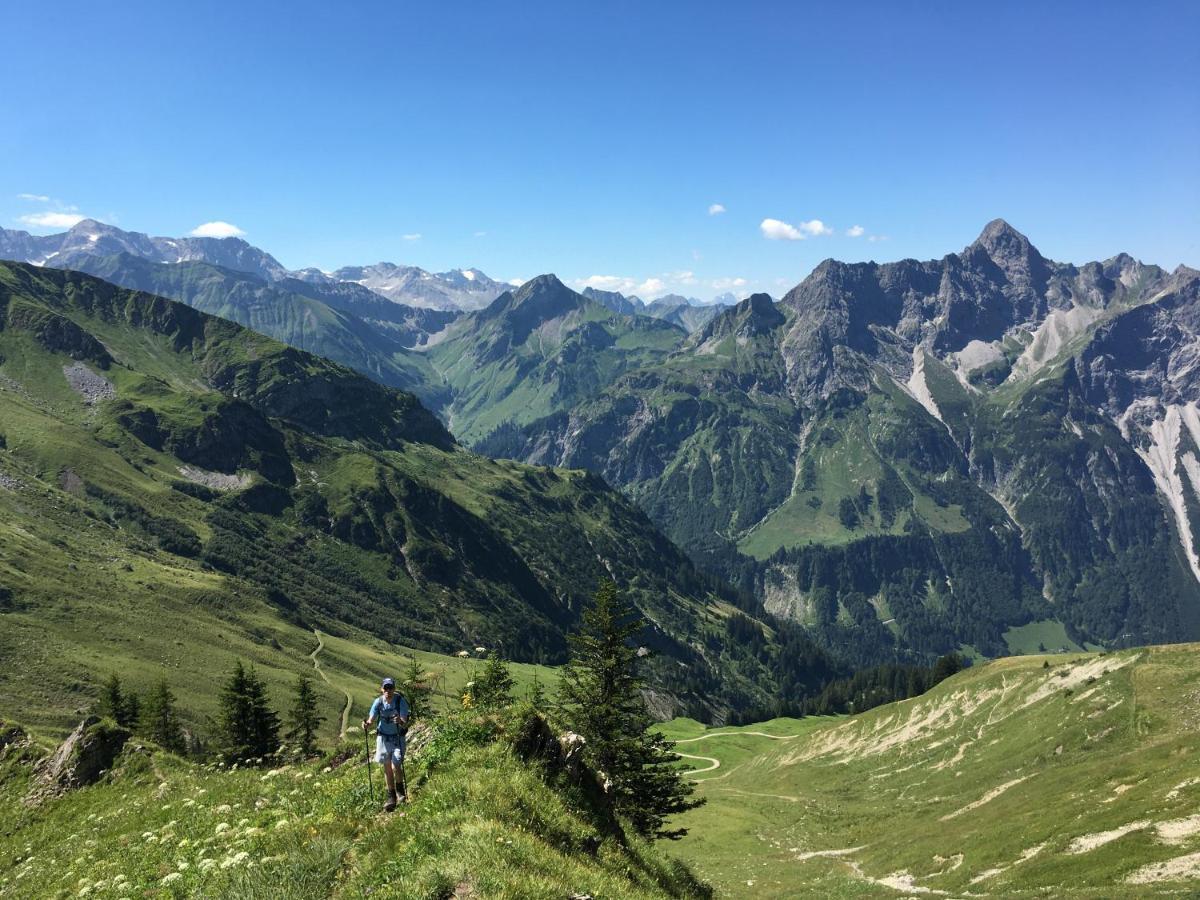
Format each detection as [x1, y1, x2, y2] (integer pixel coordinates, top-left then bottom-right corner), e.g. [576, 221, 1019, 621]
[486, 221, 1200, 663]
[4, 217, 1199, 671]
[0, 260, 822, 725]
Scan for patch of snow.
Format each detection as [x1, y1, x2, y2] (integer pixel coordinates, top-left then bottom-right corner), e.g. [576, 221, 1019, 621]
[462, 269, 476, 281]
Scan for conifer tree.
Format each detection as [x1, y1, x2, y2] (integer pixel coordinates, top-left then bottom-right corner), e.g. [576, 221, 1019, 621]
[246, 664, 281, 761]
[400, 655, 432, 721]
[286, 673, 324, 758]
[474, 654, 515, 708]
[527, 671, 547, 709]
[124, 692, 141, 731]
[218, 661, 280, 764]
[559, 580, 702, 840]
[101, 673, 141, 729]
[101, 674, 128, 725]
[141, 678, 185, 753]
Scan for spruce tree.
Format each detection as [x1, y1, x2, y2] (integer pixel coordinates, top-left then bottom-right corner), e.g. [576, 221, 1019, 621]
[245, 664, 281, 762]
[142, 678, 185, 754]
[218, 661, 281, 764]
[474, 654, 515, 708]
[287, 673, 324, 758]
[101, 674, 128, 725]
[559, 580, 703, 840]
[218, 660, 254, 763]
[124, 692, 141, 732]
[101, 673, 140, 729]
[400, 655, 432, 721]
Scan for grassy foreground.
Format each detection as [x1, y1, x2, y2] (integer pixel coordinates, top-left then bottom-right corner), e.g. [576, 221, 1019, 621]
[0, 707, 706, 900]
[662, 644, 1200, 897]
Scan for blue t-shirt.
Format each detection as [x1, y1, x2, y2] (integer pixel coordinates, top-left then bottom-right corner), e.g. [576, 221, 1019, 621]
[370, 694, 409, 735]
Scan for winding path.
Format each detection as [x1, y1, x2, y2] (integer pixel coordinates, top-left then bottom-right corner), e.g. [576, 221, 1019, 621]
[674, 730, 799, 777]
[310, 629, 354, 737]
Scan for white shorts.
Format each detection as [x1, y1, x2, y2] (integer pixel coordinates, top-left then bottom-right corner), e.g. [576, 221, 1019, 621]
[375, 732, 406, 764]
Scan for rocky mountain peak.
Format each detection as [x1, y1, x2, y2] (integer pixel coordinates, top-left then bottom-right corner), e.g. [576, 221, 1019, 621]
[969, 219, 1046, 271]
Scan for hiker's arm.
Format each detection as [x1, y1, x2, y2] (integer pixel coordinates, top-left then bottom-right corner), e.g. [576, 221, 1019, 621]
[362, 699, 377, 730]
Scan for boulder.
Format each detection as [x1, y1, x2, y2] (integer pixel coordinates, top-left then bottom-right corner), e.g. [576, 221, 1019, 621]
[25, 716, 130, 806]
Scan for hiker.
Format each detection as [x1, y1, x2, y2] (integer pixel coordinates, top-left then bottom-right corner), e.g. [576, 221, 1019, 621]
[363, 676, 409, 811]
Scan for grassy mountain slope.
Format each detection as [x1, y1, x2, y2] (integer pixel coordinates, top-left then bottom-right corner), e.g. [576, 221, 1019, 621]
[426, 275, 686, 445]
[664, 643, 1200, 897]
[0, 261, 781, 729]
[63, 251, 445, 399]
[0, 710, 709, 900]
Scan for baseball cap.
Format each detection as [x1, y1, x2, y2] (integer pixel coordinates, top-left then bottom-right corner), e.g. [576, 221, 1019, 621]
[382, 677, 395, 689]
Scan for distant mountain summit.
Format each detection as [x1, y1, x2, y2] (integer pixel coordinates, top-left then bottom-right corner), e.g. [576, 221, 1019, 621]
[0, 220, 510, 312]
[322, 262, 510, 311]
[580, 286, 734, 332]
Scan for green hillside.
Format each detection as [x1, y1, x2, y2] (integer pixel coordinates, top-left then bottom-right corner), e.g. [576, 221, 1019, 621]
[663, 644, 1200, 897]
[0, 261, 790, 733]
[0, 704, 710, 900]
[66, 252, 445, 400]
[427, 275, 685, 446]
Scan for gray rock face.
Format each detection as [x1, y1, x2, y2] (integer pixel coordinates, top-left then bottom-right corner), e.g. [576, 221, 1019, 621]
[331, 262, 509, 311]
[501, 222, 1200, 657]
[26, 716, 130, 806]
[0, 221, 507, 313]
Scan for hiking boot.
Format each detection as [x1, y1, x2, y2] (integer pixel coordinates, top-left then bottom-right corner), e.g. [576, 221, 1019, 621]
[384, 790, 397, 812]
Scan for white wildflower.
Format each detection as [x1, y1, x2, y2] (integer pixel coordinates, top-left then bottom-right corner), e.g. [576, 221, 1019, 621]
[161, 872, 182, 885]
[214, 823, 231, 835]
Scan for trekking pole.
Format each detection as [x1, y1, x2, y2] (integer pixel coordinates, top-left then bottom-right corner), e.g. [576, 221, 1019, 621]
[397, 755, 407, 802]
[363, 724, 374, 802]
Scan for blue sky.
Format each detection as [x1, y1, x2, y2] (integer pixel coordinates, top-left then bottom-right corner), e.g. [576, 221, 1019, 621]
[2, 0, 1197, 299]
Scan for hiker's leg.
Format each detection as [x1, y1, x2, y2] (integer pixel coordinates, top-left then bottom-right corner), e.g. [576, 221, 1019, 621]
[383, 758, 396, 793]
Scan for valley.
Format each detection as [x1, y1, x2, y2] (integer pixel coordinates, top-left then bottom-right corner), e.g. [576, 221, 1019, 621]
[665, 644, 1200, 897]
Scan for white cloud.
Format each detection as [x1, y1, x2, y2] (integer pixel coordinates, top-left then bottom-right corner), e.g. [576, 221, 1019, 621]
[574, 270, 702, 300]
[636, 277, 667, 297]
[190, 221, 246, 238]
[508, 278, 525, 286]
[575, 275, 637, 294]
[868, 234, 890, 243]
[761, 217, 832, 241]
[18, 212, 86, 229]
[473, 231, 487, 237]
[711, 277, 748, 291]
[708, 203, 726, 216]
[17, 193, 51, 202]
[402, 233, 422, 241]
[846, 225, 865, 238]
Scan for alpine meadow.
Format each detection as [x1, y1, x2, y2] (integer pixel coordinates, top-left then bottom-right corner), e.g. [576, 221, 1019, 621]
[1, 2, 1198, 898]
